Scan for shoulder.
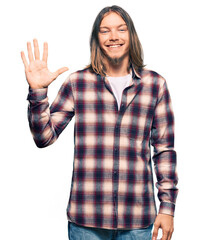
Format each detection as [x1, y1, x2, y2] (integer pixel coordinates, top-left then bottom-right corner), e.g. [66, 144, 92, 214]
[68, 67, 98, 83]
[140, 68, 166, 87]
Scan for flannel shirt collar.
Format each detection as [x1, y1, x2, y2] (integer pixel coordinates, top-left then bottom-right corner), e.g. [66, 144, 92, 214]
[131, 65, 141, 79]
[99, 64, 143, 110]
[102, 64, 141, 88]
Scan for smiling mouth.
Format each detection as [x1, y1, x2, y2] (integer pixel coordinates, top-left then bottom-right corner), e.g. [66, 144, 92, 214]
[106, 44, 124, 48]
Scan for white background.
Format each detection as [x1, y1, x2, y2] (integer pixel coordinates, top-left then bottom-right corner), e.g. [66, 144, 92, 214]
[0, 0, 199, 239]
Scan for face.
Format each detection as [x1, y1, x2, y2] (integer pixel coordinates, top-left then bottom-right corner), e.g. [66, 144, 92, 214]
[98, 11, 130, 65]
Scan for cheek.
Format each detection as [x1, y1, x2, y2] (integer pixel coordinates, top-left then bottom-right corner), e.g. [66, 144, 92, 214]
[98, 36, 103, 49]
[98, 40, 104, 49]
[125, 34, 130, 45]
[98, 34, 108, 48]
[125, 38, 130, 51]
[99, 41, 105, 49]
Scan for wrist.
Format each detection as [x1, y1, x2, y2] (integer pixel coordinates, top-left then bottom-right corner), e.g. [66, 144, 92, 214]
[159, 201, 175, 217]
[29, 84, 47, 90]
[27, 87, 48, 101]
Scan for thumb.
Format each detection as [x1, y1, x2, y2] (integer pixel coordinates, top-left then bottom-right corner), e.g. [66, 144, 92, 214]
[152, 224, 159, 240]
[53, 67, 69, 79]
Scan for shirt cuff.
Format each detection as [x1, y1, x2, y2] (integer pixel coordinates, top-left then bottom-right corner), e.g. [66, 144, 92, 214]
[27, 87, 48, 101]
[159, 201, 176, 217]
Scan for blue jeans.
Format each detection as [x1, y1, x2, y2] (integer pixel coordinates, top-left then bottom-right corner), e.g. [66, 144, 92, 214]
[68, 221, 153, 240]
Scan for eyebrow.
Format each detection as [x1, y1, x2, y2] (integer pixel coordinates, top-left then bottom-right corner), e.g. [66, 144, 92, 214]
[99, 24, 127, 29]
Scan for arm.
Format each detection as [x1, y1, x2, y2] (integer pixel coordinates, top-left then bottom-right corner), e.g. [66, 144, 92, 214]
[150, 79, 178, 240]
[27, 77, 75, 147]
[21, 39, 74, 147]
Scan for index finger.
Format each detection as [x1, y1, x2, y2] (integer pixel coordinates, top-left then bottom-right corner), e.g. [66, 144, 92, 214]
[42, 42, 48, 62]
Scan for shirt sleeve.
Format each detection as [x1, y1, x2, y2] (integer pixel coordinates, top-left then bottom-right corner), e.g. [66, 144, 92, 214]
[27, 75, 75, 148]
[150, 79, 179, 217]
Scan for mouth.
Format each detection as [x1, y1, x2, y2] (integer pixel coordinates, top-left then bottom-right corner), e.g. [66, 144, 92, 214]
[106, 44, 124, 48]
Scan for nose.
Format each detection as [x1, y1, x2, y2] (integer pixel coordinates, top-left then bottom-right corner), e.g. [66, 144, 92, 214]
[109, 30, 119, 42]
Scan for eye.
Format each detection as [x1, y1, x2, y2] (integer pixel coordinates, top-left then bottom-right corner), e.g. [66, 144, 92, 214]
[118, 25, 128, 32]
[100, 30, 109, 34]
[119, 28, 126, 32]
[99, 28, 110, 34]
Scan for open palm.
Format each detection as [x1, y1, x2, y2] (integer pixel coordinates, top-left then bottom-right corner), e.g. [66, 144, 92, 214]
[21, 39, 68, 89]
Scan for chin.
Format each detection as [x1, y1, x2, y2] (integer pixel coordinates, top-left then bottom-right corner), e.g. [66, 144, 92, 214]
[107, 54, 127, 65]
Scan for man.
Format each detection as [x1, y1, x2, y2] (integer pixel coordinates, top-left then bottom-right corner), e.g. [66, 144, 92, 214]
[21, 5, 178, 240]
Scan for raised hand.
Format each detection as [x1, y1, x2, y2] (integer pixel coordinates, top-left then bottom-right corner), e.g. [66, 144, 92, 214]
[21, 39, 69, 89]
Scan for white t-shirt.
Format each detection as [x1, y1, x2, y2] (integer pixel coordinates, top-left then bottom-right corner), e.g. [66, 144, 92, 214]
[107, 74, 132, 110]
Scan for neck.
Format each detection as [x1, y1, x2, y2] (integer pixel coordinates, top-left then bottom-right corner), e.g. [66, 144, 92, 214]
[104, 56, 130, 77]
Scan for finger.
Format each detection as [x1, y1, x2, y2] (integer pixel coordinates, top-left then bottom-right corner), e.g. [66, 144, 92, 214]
[42, 42, 48, 62]
[152, 225, 159, 240]
[161, 230, 169, 240]
[168, 230, 173, 240]
[21, 51, 29, 69]
[33, 39, 40, 60]
[53, 67, 69, 79]
[27, 41, 34, 62]
[166, 228, 173, 240]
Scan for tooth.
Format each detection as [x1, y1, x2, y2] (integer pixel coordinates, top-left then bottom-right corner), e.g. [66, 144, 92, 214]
[109, 45, 120, 48]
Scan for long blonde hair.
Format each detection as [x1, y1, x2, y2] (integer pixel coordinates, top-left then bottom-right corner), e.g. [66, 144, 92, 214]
[87, 5, 145, 76]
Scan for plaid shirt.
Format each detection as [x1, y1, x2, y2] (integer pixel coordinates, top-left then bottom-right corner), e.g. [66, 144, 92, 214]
[27, 66, 178, 230]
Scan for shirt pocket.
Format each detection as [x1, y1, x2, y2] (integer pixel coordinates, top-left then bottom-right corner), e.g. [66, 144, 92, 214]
[127, 130, 150, 159]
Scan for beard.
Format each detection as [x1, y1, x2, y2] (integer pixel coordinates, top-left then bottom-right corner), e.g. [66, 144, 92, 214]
[103, 51, 129, 66]
[106, 55, 124, 65]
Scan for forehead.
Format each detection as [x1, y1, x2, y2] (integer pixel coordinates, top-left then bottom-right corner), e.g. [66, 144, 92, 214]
[100, 11, 126, 27]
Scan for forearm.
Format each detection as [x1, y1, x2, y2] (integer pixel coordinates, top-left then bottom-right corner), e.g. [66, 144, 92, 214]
[153, 148, 178, 216]
[27, 88, 58, 148]
[21, 38, 72, 147]
[27, 82, 75, 148]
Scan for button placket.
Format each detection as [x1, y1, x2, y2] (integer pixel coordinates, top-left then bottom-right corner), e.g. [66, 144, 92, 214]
[113, 118, 123, 228]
